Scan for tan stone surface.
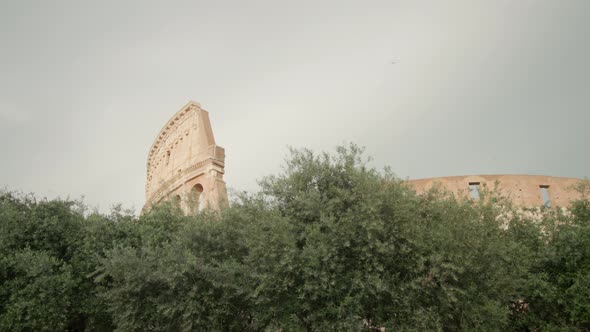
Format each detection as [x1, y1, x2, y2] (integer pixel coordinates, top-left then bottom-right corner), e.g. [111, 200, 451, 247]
[408, 175, 583, 208]
[143, 101, 228, 214]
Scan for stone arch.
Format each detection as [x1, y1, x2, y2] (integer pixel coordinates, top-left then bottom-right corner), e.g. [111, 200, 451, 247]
[190, 183, 204, 214]
[172, 194, 182, 210]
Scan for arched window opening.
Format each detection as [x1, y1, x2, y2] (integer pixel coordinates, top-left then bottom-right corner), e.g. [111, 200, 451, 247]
[166, 150, 171, 165]
[172, 194, 181, 210]
[191, 184, 204, 214]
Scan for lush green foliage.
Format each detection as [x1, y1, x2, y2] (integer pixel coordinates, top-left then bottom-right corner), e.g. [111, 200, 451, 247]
[0, 145, 589, 331]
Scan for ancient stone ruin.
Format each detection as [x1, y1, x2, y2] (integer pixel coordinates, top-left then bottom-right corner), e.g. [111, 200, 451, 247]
[408, 174, 584, 209]
[143, 101, 584, 214]
[143, 101, 228, 214]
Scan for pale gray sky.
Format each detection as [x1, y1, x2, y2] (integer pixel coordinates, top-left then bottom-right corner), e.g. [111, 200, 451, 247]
[1, 0, 588, 213]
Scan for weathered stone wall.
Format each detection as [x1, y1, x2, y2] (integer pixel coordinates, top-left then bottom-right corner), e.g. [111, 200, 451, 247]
[144, 101, 228, 213]
[408, 175, 583, 208]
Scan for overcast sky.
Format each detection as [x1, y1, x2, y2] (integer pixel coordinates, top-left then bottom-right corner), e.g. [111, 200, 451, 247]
[1, 0, 588, 213]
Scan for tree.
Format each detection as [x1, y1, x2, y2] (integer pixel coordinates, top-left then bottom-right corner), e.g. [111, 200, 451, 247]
[0, 149, 588, 331]
[514, 183, 590, 331]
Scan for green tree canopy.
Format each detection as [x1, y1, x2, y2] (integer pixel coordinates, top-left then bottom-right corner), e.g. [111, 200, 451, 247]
[0, 145, 589, 331]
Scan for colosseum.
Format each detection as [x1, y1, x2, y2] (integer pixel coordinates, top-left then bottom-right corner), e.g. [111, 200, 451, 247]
[145, 101, 585, 213]
[143, 101, 228, 214]
[408, 175, 584, 208]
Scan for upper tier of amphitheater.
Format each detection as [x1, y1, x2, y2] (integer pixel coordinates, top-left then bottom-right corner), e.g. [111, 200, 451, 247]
[407, 174, 585, 208]
[144, 101, 227, 213]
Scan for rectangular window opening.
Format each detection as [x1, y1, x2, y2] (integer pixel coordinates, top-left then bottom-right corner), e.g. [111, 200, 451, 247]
[540, 185, 551, 208]
[469, 182, 481, 200]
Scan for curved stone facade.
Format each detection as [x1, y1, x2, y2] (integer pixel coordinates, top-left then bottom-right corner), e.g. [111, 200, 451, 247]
[408, 175, 583, 208]
[144, 101, 228, 213]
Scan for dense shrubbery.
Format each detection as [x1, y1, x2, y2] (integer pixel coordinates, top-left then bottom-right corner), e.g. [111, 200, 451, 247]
[1, 145, 589, 331]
